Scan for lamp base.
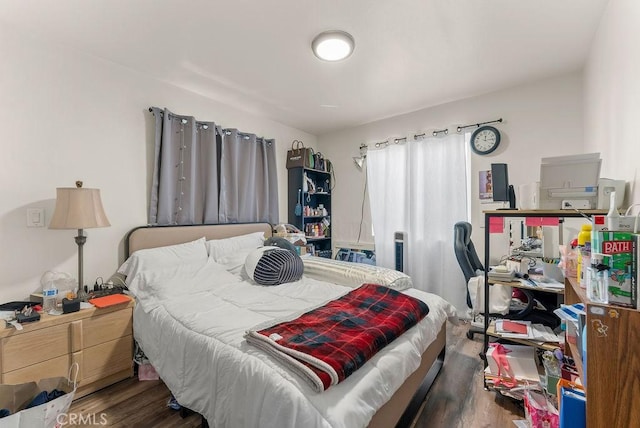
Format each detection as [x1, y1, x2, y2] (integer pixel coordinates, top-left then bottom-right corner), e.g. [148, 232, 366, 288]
[77, 286, 89, 302]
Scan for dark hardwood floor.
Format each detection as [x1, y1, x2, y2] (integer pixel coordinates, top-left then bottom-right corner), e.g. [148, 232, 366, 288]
[67, 321, 523, 427]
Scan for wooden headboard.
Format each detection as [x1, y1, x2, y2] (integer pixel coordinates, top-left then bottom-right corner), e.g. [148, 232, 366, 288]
[125, 223, 273, 256]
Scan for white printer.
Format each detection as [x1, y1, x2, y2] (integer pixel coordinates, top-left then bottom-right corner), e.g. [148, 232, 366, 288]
[518, 153, 625, 210]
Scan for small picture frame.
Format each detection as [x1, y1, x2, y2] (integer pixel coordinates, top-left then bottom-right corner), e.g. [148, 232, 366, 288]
[479, 170, 493, 202]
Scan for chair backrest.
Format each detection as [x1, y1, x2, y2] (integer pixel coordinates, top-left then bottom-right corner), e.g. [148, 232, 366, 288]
[454, 221, 485, 308]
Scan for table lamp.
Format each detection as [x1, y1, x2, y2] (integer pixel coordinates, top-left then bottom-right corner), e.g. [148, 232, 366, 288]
[49, 181, 110, 299]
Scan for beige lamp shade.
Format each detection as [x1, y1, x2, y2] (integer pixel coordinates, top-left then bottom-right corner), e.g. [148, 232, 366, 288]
[49, 184, 110, 229]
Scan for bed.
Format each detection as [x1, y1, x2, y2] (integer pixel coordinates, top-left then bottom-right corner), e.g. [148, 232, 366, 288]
[124, 223, 456, 428]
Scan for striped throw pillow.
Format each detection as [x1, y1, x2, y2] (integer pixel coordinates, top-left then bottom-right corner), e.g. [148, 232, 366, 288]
[302, 256, 412, 290]
[245, 247, 304, 286]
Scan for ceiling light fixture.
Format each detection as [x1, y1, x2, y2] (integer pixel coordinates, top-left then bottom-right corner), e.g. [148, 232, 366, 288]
[312, 30, 355, 61]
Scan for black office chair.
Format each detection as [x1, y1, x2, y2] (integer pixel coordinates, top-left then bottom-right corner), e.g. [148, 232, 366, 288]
[454, 221, 543, 340]
[453, 221, 486, 339]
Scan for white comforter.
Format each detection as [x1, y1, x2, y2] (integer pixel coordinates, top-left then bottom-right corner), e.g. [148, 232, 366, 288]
[131, 260, 456, 428]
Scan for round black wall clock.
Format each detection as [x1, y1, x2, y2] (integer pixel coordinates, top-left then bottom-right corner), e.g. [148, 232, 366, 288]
[470, 125, 501, 155]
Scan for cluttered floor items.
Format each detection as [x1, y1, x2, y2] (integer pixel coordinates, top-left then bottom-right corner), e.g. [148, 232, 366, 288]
[0, 364, 78, 427]
[484, 314, 585, 428]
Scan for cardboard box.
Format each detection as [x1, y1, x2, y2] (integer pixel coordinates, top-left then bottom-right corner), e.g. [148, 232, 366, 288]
[592, 231, 634, 307]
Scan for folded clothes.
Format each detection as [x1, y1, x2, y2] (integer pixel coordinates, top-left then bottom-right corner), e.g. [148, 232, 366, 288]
[26, 389, 66, 409]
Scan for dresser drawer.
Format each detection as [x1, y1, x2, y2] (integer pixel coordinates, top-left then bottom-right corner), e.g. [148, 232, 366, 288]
[82, 335, 133, 385]
[82, 308, 133, 348]
[2, 353, 72, 384]
[1, 323, 70, 372]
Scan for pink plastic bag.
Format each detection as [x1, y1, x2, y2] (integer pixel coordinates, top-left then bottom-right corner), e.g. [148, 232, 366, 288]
[524, 387, 559, 428]
[138, 363, 160, 381]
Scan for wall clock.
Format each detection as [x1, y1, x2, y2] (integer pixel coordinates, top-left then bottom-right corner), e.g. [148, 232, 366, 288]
[470, 125, 501, 155]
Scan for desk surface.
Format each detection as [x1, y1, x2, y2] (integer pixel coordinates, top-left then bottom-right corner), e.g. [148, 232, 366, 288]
[483, 209, 607, 217]
[490, 279, 565, 295]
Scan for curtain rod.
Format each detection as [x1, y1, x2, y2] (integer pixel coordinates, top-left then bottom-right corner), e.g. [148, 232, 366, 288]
[363, 117, 503, 149]
[149, 107, 271, 142]
[455, 117, 502, 133]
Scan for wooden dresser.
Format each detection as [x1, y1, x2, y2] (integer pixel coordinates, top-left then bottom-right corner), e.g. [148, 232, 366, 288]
[0, 300, 134, 399]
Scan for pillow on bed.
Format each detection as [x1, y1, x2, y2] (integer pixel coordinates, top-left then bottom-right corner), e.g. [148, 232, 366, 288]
[206, 231, 266, 261]
[244, 247, 304, 286]
[118, 237, 208, 283]
[127, 259, 241, 312]
[216, 247, 257, 276]
[302, 256, 413, 291]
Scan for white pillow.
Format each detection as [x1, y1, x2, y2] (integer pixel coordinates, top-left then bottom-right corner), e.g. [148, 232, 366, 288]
[206, 231, 266, 261]
[128, 260, 241, 312]
[216, 247, 257, 276]
[302, 256, 413, 290]
[118, 237, 208, 283]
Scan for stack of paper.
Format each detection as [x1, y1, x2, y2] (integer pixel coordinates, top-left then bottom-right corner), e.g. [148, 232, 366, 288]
[496, 320, 532, 338]
[495, 320, 561, 343]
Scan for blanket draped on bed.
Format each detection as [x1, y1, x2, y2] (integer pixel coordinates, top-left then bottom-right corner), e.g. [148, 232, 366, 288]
[245, 283, 430, 392]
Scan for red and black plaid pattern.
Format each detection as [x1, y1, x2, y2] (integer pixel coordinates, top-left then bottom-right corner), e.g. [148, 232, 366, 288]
[255, 283, 429, 390]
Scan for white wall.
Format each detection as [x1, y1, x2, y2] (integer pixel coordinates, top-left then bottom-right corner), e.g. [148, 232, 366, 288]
[584, 0, 640, 207]
[318, 73, 585, 262]
[0, 25, 316, 303]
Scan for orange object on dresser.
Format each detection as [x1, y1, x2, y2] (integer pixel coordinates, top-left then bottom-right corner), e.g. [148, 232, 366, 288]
[89, 294, 132, 308]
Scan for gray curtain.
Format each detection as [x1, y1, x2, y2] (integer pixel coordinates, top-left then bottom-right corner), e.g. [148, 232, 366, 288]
[219, 129, 278, 224]
[149, 108, 278, 225]
[149, 108, 218, 225]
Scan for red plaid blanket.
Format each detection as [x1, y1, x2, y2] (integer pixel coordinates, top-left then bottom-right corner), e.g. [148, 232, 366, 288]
[245, 283, 429, 392]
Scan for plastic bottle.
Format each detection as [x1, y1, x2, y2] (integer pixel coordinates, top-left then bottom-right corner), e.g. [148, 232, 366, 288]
[42, 281, 58, 313]
[587, 253, 609, 303]
[577, 224, 592, 288]
[606, 191, 620, 230]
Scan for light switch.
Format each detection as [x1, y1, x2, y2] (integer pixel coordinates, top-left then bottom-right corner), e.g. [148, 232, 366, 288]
[27, 208, 45, 227]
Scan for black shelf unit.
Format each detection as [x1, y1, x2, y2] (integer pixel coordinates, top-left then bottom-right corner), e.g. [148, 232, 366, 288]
[481, 209, 607, 391]
[288, 167, 332, 258]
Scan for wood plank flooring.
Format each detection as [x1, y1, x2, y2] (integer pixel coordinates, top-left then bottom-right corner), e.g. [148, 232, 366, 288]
[67, 321, 523, 427]
[410, 321, 523, 428]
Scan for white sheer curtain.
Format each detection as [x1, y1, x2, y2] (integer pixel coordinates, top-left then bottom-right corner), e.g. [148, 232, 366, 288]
[367, 133, 468, 312]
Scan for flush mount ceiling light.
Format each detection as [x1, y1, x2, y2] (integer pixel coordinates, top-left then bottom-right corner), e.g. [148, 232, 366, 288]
[312, 30, 355, 61]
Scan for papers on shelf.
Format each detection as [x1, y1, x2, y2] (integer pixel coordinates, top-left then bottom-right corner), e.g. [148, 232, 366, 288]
[495, 320, 561, 343]
[518, 277, 565, 290]
[553, 303, 585, 327]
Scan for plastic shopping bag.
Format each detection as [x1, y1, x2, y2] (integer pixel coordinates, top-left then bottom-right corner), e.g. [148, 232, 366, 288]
[0, 364, 78, 428]
[468, 275, 512, 315]
[524, 386, 559, 428]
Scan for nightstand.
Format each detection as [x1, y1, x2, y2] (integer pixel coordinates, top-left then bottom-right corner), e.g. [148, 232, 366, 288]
[0, 300, 134, 399]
